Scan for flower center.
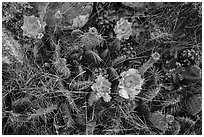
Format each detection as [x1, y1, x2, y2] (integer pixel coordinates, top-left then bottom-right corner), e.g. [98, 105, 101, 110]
[121, 28, 126, 32]
[98, 84, 110, 93]
[124, 75, 140, 88]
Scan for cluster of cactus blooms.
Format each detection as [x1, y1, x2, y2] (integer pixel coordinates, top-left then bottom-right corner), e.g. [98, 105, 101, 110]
[89, 52, 160, 104]
[113, 18, 133, 40]
[21, 15, 46, 39]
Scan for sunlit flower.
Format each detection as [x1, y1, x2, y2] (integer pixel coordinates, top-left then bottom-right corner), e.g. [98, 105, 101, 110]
[89, 75, 112, 106]
[118, 69, 144, 100]
[113, 18, 132, 40]
[21, 15, 46, 38]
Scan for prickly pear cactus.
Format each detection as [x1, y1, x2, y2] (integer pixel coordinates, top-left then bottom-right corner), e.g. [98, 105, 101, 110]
[149, 111, 168, 132]
[186, 94, 202, 115]
[81, 27, 103, 50]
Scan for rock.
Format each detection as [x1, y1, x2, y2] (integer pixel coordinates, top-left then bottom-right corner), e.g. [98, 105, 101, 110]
[2, 27, 24, 64]
[44, 2, 93, 29]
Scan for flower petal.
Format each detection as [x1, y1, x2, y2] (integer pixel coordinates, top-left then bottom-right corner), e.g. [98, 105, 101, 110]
[119, 89, 129, 99]
[129, 88, 141, 99]
[127, 68, 140, 76]
[97, 92, 104, 98]
[103, 93, 112, 102]
[91, 83, 98, 91]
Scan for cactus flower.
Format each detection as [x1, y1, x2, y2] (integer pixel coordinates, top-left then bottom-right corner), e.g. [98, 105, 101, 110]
[118, 68, 144, 100]
[89, 75, 112, 106]
[114, 18, 132, 40]
[21, 15, 46, 38]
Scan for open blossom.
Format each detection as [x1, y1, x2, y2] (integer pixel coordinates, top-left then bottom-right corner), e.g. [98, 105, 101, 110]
[89, 75, 112, 106]
[21, 15, 46, 38]
[114, 18, 132, 40]
[118, 69, 144, 100]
